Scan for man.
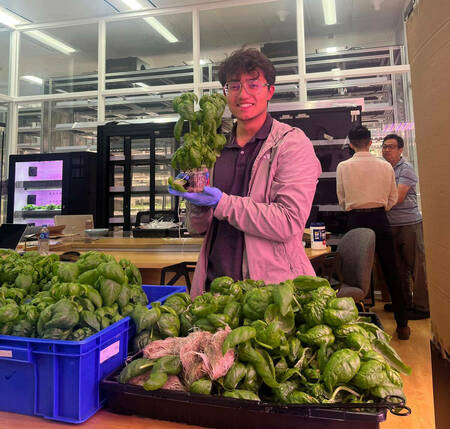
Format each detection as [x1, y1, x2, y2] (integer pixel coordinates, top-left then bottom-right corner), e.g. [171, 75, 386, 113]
[336, 125, 410, 340]
[382, 134, 430, 319]
[169, 48, 322, 297]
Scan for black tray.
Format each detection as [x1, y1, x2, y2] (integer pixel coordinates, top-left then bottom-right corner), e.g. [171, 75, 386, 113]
[132, 228, 168, 238]
[100, 312, 408, 429]
[101, 378, 389, 429]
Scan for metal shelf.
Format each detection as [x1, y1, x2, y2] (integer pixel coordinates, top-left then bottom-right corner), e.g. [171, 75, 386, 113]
[16, 180, 62, 189]
[18, 127, 42, 133]
[15, 209, 61, 218]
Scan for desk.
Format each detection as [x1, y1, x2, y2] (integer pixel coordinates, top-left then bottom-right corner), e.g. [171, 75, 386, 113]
[29, 237, 330, 285]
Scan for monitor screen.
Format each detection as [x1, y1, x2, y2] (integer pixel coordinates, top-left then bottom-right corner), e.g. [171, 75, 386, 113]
[0, 224, 27, 249]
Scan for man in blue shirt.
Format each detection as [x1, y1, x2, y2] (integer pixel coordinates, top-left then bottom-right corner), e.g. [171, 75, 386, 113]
[382, 134, 430, 320]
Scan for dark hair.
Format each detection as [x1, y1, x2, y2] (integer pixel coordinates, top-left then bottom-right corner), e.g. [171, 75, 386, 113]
[348, 125, 371, 148]
[383, 134, 404, 149]
[218, 48, 276, 86]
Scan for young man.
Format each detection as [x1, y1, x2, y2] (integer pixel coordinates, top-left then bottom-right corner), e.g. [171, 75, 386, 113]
[336, 125, 410, 340]
[169, 48, 321, 297]
[382, 134, 429, 319]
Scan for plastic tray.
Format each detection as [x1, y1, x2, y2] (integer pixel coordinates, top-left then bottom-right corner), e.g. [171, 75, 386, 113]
[132, 228, 168, 238]
[0, 285, 186, 424]
[101, 312, 389, 429]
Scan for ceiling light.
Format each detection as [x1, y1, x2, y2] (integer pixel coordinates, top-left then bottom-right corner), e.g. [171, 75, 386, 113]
[20, 75, 44, 85]
[26, 30, 76, 55]
[118, 0, 178, 43]
[321, 0, 337, 25]
[325, 47, 338, 53]
[135, 82, 150, 88]
[143, 17, 178, 43]
[0, 6, 76, 55]
[0, 8, 22, 26]
[120, 0, 145, 10]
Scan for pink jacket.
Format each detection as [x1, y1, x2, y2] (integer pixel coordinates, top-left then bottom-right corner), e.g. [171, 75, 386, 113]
[187, 118, 322, 297]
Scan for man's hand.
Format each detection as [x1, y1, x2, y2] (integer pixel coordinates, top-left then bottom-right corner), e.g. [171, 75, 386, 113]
[168, 185, 222, 207]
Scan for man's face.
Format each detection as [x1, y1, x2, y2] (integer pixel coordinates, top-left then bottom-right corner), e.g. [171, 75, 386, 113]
[223, 69, 274, 123]
[382, 138, 403, 165]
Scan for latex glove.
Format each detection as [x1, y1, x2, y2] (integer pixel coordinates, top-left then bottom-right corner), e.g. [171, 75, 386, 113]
[175, 172, 190, 181]
[168, 186, 222, 207]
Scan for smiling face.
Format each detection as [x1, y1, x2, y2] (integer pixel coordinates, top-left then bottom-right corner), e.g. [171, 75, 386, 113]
[224, 69, 274, 125]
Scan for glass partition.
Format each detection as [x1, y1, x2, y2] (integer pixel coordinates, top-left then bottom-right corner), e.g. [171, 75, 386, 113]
[106, 13, 193, 90]
[304, 0, 400, 55]
[49, 98, 98, 151]
[105, 92, 180, 121]
[17, 98, 97, 154]
[19, 23, 98, 96]
[18, 102, 42, 154]
[200, 0, 298, 82]
[0, 29, 10, 95]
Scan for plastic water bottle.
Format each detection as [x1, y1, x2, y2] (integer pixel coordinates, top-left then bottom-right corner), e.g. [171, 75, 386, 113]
[38, 225, 50, 255]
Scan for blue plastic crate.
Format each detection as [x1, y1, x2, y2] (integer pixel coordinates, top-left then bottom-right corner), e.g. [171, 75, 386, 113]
[0, 285, 186, 424]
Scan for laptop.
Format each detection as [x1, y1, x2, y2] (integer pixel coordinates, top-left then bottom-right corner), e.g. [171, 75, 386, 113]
[0, 224, 28, 250]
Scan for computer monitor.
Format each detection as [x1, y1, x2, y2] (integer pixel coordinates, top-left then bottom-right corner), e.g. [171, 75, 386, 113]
[0, 224, 27, 250]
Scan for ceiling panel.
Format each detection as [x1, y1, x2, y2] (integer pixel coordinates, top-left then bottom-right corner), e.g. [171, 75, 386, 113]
[0, 0, 116, 23]
[304, 0, 406, 38]
[199, 0, 297, 51]
[106, 12, 193, 58]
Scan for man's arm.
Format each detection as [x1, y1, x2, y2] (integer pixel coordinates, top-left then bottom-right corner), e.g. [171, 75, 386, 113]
[214, 131, 321, 243]
[397, 184, 411, 204]
[386, 168, 399, 210]
[396, 163, 417, 205]
[336, 164, 346, 209]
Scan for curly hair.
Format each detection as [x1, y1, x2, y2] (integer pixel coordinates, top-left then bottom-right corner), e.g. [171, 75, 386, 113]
[218, 48, 276, 86]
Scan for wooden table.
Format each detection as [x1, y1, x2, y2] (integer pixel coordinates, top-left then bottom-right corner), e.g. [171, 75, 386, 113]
[24, 237, 330, 285]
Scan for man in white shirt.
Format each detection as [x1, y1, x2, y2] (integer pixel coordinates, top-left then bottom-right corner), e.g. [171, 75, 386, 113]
[336, 125, 410, 340]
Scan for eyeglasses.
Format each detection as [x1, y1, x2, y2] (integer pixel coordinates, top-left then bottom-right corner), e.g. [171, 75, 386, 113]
[382, 144, 399, 150]
[224, 79, 271, 95]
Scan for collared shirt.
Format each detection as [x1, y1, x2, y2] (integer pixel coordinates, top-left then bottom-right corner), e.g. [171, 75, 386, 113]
[336, 151, 398, 211]
[386, 157, 422, 226]
[207, 114, 273, 283]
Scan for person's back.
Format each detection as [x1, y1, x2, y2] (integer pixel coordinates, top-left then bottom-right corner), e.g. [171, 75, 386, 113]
[336, 125, 409, 340]
[337, 153, 397, 211]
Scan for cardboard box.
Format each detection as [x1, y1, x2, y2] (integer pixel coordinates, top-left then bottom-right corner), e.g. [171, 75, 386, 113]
[406, 0, 450, 357]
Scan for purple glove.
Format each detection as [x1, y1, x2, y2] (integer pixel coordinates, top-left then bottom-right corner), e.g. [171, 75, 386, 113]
[168, 186, 222, 207]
